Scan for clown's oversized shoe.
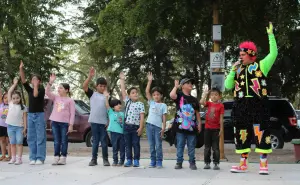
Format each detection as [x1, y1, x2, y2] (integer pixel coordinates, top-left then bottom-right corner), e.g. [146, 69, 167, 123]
[259, 159, 269, 175]
[230, 158, 248, 173]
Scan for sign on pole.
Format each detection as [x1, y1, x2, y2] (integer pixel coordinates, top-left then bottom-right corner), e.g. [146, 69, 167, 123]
[211, 72, 225, 92]
[210, 52, 225, 69]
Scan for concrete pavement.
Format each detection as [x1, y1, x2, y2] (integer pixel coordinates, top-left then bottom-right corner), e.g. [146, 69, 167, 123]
[0, 155, 299, 185]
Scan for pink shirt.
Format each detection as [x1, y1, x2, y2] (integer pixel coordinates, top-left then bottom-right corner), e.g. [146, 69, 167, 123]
[46, 84, 75, 125]
[0, 103, 9, 127]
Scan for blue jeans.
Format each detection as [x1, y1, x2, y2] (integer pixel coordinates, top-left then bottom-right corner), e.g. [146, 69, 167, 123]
[7, 125, 24, 145]
[91, 123, 108, 160]
[27, 113, 46, 161]
[146, 123, 163, 162]
[110, 132, 125, 163]
[176, 132, 196, 164]
[124, 124, 140, 160]
[51, 121, 68, 157]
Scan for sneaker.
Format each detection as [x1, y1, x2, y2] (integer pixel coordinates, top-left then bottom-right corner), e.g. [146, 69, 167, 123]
[213, 163, 220, 170]
[14, 157, 22, 165]
[103, 159, 110, 166]
[189, 163, 197, 170]
[35, 160, 44, 165]
[204, 163, 211, 169]
[124, 160, 132, 167]
[259, 159, 269, 175]
[29, 160, 36, 165]
[117, 161, 124, 166]
[112, 161, 118, 166]
[148, 160, 156, 168]
[230, 158, 248, 173]
[89, 159, 98, 166]
[174, 162, 182, 169]
[133, 159, 139, 167]
[57, 156, 66, 165]
[8, 157, 16, 164]
[52, 156, 60, 165]
[156, 161, 163, 169]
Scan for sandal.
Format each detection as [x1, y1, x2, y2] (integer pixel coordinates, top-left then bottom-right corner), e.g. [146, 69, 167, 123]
[4, 157, 11, 162]
[0, 155, 5, 161]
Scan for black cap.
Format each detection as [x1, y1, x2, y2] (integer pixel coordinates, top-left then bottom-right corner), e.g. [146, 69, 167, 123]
[96, 77, 107, 86]
[180, 78, 195, 86]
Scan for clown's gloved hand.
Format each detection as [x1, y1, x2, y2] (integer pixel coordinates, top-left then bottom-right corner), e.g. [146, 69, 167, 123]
[266, 22, 273, 35]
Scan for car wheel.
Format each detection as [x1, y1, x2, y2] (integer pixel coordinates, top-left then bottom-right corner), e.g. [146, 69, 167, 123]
[270, 131, 284, 149]
[85, 130, 92, 147]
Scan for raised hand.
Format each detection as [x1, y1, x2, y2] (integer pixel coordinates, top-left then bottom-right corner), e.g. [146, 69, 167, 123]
[13, 77, 19, 85]
[147, 72, 153, 81]
[203, 84, 209, 95]
[103, 90, 110, 97]
[49, 73, 56, 84]
[20, 60, 24, 69]
[89, 67, 95, 78]
[174, 80, 180, 88]
[266, 22, 273, 35]
[119, 72, 125, 80]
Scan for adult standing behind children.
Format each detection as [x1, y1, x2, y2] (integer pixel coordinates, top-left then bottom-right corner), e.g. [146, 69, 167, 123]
[145, 72, 167, 168]
[83, 67, 110, 166]
[119, 72, 145, 167]
[169, 77, 202, 170]
[200, 86, 224, 170]
[19, 61, 46, 165]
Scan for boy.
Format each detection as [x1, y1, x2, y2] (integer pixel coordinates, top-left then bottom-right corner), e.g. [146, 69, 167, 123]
[169, 77, 201, 170]
[119, 72, 145, 167]
[19, 60, 46, 165]
[83, 67, 110, 166]
[200, 87, 224, 170]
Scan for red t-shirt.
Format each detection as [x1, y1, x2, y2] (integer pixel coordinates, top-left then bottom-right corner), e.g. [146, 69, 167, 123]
[205, 101, 224, 129]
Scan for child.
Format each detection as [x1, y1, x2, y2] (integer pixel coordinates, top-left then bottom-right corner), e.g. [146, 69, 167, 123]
[200, 86, 224, 170]
[119, 72, 145, 167]
[104, 91, 125, 166]
[6, 77, 27, 165]
[83, 67, 110, 166]
[0, 84, 11, 161]
[145, 72, 167, 168]
[46, 74, 75, 165]
[169, 77, 201, 170]
[19, 60, 46, 165]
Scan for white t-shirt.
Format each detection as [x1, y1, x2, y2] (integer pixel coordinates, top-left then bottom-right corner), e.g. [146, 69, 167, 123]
[5, 102, 27, 127]
[124, 97, 145, 125]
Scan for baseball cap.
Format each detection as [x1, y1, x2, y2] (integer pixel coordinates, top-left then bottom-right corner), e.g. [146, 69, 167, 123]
[180, 78, 195, 86]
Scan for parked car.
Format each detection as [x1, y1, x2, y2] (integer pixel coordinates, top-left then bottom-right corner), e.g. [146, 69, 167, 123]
[24, 98, 93, 147]
[296, 110, 300, 128]
[165, 97, 300, 149]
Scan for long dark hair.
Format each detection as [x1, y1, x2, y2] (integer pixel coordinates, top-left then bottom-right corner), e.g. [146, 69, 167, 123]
[60, 83, 71, 97]
[2, 92, 8, 104]
[12, 90, 25, 110]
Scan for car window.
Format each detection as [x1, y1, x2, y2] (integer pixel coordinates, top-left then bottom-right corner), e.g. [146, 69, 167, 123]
[269, 100, 295, 117]
[296, 110, 300, 118]
[74, 100, 90, 115]
[224, 110, 232, 117]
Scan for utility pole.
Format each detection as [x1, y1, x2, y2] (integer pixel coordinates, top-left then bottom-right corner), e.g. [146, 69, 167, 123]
[211, 0, 226, 161]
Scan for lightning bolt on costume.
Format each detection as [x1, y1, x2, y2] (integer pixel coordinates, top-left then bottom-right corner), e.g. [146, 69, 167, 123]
[225, 23, 278, 175]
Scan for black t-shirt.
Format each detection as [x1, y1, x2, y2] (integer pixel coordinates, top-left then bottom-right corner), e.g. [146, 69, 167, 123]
[173, 92, 200, 134]
[23, 82, 45, 113]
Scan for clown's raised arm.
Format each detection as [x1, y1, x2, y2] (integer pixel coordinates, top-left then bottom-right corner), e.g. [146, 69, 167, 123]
[259, 22, 278, 77]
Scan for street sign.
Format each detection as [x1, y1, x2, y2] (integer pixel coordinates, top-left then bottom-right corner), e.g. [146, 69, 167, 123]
[210, 52, 225, 69]
[211, 71, 225, 92]
[213, 24, 222, 41]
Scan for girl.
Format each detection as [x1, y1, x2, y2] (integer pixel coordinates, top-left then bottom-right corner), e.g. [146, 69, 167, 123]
[145, 72, 167, 168]
[0, 82, 12, 162]
[119, 72, 145, 167]
[46, 74, 75, 165]
[104, 91, 125, 166]
[6, 77, 27, 165]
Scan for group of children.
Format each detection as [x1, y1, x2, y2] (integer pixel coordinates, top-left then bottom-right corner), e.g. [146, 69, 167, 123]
[0, 61, 225, 171]
[83, 68, 224, 170]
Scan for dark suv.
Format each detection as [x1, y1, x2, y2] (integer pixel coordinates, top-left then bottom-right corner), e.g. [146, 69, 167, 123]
[218, 97, 299, 149]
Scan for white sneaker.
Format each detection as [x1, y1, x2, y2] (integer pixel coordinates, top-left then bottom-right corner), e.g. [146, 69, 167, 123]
[35, 160, 44, 165]
[57, 156, 66, 165]
[14, 157, 23, 165]
[29, 160, 36, 165]
[8, 158, 16, 164]
[52, 156, 60, 165]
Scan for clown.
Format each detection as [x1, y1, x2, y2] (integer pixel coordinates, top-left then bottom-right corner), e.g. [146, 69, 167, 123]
[225, 22, 278, 175]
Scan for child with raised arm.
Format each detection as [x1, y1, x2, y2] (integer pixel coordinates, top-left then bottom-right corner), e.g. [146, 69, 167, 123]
[83, 67, 110, 166]
[46, 74, 75, 165]
[0, 82, 11, 161]
[119, 72, 145, 167]
[145, 72, 167, 168]
[104, 91, 125, 166]
[6, 77, 27, 165]
[19, 60, 46, 165]
[200, 86, 224, 170]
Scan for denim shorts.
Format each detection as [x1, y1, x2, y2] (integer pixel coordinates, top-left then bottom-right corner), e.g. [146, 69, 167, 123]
[7, 125, 24, 145]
